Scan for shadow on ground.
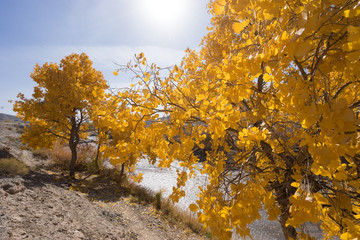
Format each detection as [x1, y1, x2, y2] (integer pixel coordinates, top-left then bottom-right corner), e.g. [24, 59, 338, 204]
[21, 170, 132, 203]
[72, 174, 131, 202]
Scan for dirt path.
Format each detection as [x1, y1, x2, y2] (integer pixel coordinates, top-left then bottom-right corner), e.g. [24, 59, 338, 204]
[0, 120, 204, 240]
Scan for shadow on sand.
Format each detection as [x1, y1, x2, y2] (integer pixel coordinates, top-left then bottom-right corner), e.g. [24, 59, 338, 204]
[21, 169, 133, 203]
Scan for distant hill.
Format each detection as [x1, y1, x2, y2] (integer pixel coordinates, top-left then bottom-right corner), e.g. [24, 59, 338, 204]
[0, 113, 21, 122]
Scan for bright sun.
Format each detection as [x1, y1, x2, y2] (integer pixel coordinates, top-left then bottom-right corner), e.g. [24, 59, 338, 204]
[140, 0, 189, 28]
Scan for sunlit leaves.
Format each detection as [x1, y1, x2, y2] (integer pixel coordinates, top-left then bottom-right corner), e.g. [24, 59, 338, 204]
[232, 19, 249, 33]
[213, 0, 226, 15]
[13, 53, 108, 176]
[108, 0, 360, 239]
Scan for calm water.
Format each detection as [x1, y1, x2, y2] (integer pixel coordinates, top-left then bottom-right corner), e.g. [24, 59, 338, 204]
[134, 158, 288, 240]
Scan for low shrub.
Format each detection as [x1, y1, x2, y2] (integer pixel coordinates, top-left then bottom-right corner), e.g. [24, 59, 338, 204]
[0, 158, 29, 176]
[126, 181, 154, 204]
[49, 142, 72, 170]
[124, 181, 211, 238]
[100, 167, 127, 184]
[160, 199, 207, 236]
[0, 147, 13, 158]
[155, 190, 162, 210]
[15, 124, 25, 134]
[32, 148, 50, 160]
[5, 136, 17, 142]
[50, 142, 97, 171]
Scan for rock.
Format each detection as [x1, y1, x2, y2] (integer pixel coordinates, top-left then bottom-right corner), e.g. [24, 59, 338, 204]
[1, 177, 26, 194]
[0, 147, 13, 158]
[12, 216, 23, 222]
[73, 229, 85, 239]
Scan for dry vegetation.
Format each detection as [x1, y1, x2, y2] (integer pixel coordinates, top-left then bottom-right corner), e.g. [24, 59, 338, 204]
[0, 146, 28, 176]
[0, 158, 29, 176]
[29, 141, 100, 174]
[49, 142, 98, 172]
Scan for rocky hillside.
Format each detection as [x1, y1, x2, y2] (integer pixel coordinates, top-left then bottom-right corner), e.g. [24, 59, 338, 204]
[0, 113, 20, 122]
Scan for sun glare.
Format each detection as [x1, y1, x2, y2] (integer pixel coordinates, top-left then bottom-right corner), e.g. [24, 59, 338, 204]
[140, 0, 189, 28]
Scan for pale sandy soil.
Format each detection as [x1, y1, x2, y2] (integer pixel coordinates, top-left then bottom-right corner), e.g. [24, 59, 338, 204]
[0, 120, 205, 240]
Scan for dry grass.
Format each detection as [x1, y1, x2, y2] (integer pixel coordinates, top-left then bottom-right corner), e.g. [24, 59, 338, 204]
[32, 148, 50, 160]
[99, 167, 127, 184]
[5, 136, 17, 142]
[123, 181, 211, 238]
[50, 142, 97, 171]
[15, 124, 25, 134]
[158, 196, 209, 237]
[0, 158, 29, 176]
[50, 142, 72, 169]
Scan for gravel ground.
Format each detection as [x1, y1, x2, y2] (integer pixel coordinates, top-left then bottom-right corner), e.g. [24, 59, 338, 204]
[0, 120, 204, 240]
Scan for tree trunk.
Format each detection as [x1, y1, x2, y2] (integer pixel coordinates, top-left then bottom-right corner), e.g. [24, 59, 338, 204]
[272, 171, 298, 239]
[93, 129, 101, 173]
[279, 211, 297, 240]
[69, 142, 77, 178]
[69, 116, 80, 178]
[119, 163, 125, 185]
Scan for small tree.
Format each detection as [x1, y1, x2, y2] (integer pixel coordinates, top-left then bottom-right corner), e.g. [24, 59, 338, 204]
[94, 90, 150, 184]
[13, 53, 108, 178]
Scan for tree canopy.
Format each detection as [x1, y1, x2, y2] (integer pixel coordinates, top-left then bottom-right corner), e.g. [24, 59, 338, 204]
[14, 53, 108, 177]
[111, 0, 360, 239]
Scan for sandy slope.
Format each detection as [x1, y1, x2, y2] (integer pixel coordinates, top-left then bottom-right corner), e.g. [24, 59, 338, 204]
[0, 120, 204, 240]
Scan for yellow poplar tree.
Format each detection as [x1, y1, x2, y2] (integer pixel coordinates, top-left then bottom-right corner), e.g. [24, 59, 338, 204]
[115, 0, 360, 239]
[13, 53, 108, 178]
[94, 93, 146, 183]
[98, 56, 168, 183]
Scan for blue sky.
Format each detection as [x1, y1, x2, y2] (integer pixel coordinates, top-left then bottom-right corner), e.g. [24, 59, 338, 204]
[0, 0, 211, 115]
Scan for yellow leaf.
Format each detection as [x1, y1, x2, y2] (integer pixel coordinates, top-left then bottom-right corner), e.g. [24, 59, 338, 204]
[265, 66, 271, 74]
[230, 0, 249, 13]
[213, 1, 225, 15]
[291, 182, 300, 188]
[130, 173, 143, 183]
[281, 31, 289, 41]
[198, 94, 206, 101]
[232, 19, 250, 34]
[294, 40, 312, 57]
[113, 71, 119, 76]
[340, 232, 353, 240]
[263, 11, 274, 20]
[198, 213, 207, 223]
[263, 73, 273, 82]
[343, 10, 350, 18]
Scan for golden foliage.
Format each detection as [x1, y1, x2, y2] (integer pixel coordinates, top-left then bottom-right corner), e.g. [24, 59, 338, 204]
[13, 53, 108, 177]
[111, 0, 360, 239]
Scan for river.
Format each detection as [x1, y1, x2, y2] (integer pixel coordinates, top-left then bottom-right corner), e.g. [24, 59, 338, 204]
[134, 158, 291, 240]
